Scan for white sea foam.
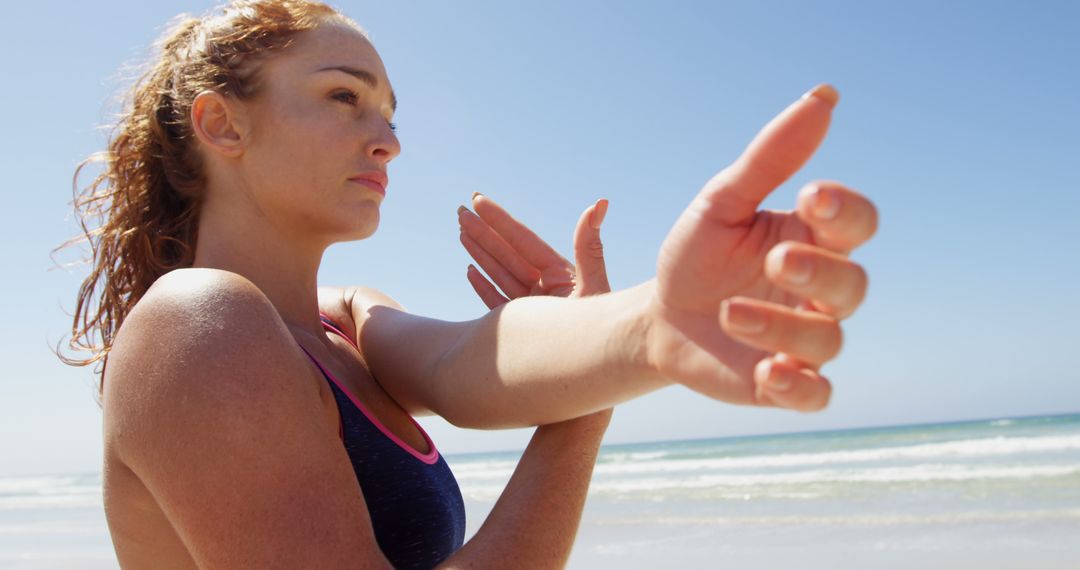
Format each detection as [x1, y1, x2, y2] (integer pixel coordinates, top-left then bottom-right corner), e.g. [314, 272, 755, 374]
[0, 476, 83, 495]
[0, 494, 103, 510]
[457, 463, 1080, 502]
[584, 464, 1080, 499]
[0, 521, 104, 534]
[600, 451, 670, 463]
[448, 433, 1080, 498]
[0, 474, 104, 510]
[445, 460, 517, 482]
[590, 434, 1080, 476]
[596, 508, 1080, 528]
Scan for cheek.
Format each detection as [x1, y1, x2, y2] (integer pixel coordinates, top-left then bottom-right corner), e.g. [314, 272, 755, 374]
[247, 102, 350, 202]
[242, 101, 375, 237]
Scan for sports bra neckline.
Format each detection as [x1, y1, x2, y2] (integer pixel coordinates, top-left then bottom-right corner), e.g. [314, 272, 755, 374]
[299, 313, 439, 465]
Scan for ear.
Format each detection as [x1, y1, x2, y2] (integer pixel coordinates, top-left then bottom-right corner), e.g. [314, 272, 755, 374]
[191, 90, 249, 158]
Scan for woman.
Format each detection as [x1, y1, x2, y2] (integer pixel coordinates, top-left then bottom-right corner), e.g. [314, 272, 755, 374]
[62, 1, 877, 567]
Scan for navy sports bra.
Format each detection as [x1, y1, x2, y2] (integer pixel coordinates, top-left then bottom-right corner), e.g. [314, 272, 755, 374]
[297, 314, 466, 569]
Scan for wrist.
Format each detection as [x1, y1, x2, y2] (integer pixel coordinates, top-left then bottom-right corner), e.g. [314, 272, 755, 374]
[623, 279, 669, 386]
[534, 408, 613, 447]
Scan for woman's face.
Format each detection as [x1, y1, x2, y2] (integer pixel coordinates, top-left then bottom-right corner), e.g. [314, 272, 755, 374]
[236, 21, 400, 244]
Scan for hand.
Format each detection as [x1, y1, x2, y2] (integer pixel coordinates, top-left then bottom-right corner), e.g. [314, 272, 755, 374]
[649, 84, 878, 412]
[457, 194, 612, 304]
[457, 194, 615, 425]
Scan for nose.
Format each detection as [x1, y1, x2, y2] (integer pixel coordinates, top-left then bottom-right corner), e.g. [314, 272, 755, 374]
[367, 121, 401, 165]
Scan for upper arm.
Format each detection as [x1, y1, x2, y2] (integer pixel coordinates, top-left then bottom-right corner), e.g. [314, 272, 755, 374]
[105, 270, 390, 569]
[344, 286, 458, 418]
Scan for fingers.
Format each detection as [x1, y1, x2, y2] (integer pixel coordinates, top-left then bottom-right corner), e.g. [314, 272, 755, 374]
[700, 84, 838, 226]
[764, 242, 868, 319]
[719, 296, 842, 366]
[795, 181, 879, 254]
[466, 264, 510, 309]
[468, 194, 578, 295]
[472, 193, 568, 270]
[753, 357, 832, 412]
[459, 230, 531, 299]
[572, 199, 612, 296]
[458, 205, 541, 289]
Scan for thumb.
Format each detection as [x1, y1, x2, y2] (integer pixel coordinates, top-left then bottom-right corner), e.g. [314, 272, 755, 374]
[702, 84, 838, 226]
[572, 199, 611, 296]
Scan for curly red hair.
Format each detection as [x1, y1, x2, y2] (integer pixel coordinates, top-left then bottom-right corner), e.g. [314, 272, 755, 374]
[57, 0, 360, 401]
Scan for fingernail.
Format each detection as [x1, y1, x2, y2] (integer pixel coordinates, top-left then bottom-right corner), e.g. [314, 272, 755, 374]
[723, 300, 767, 335]
[457, 205, 468, 215]
[801, 84, 840, 107]
[780, 249, 813, 285]
[767, 372, 793, 392]
[472, 191, 483, 201]
[591, 199, 609, 230]
[809, 186, 839, 220]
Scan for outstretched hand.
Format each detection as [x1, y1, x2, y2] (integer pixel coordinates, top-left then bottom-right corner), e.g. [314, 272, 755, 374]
[457, 194, 612, 305]
[648, 84, 878, 411]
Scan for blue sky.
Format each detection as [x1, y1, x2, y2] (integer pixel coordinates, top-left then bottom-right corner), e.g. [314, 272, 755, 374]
[1, 1, 1077, 476]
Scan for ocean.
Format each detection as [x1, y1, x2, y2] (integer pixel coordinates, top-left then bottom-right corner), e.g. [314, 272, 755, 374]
[3, 413, 1079, 569]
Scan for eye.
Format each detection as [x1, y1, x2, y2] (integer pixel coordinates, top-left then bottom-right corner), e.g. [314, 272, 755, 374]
[388, 121, 397, 133]
[331, 89, 359, 105]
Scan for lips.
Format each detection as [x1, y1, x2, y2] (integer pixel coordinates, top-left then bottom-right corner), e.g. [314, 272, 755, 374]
[348, 171, 388, 197]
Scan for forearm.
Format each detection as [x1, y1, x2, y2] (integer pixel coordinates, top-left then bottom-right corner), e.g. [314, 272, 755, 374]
[439, 410, 613, 569]
[363, 281, 668, 428]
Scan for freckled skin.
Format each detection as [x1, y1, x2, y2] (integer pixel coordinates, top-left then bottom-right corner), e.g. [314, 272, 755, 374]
[233, 24, 398, 243]
[103, 23, 404, 569]
[100, 9, 878, 567]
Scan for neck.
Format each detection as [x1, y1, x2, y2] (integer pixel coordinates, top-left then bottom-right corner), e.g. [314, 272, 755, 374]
[193, 199, 328, 338]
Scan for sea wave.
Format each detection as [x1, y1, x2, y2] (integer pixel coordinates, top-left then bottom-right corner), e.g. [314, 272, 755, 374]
[456, 463, 1080, 502]
[592, 463, 1080, 493]
[447, 433, 1080, 487]
[0, 493, 103, 510]
[447, 459, 519, 481]
[450, 434, 1080, 483]
[590, 434, 1080, 476]
[597, 508, 1080, 528]
[0, 475, 86, 495]
[599, 451, 670, 463]
[0, 474, 104, 511]
[0, 521, 105, 534]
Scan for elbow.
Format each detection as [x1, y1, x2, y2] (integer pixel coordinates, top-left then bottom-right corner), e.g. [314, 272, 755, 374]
[437, 401, 529, 431]
[435, 392, 542, 430]
[422, 327, 513, 430]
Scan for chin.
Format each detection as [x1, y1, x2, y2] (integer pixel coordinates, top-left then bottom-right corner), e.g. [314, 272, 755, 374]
[346, 209, 380, 240]
[320, 200, 380, 243]
[351, 223, 379, 240]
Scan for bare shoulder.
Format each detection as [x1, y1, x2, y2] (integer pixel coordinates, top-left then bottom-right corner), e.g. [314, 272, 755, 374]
[141, 266, 272, 317]
[106, 268, 295, 416]
[103, 266, 314, 481]
[104, 268, 388, 567]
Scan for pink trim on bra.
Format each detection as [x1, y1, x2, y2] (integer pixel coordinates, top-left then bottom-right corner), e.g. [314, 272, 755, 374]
[305, 313, 440, 465]
[319, 312, 361, 351]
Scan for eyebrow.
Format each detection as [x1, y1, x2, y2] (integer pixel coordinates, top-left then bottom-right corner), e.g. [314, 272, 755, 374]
[316, 65, 397, 112]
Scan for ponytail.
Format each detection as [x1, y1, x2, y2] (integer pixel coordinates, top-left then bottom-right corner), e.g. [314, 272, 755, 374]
[56, 0, 355, 400]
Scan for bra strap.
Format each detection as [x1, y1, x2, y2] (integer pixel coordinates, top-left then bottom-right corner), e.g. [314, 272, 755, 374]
[319, 313, 360, 352]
